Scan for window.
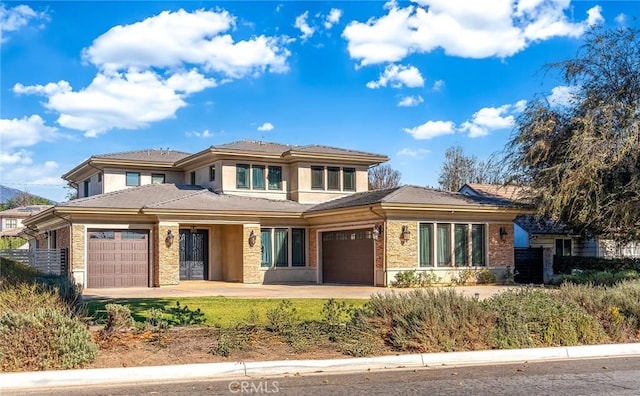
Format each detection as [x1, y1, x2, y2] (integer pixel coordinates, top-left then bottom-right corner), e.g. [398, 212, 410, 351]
[555, 239, 572, 257]
[327, 167, 340, 190]
[6, 219, 17, 229]
[419, 223, 433, 267]
[98, 172, 102, 183]
[420, 223, 487, 267]
[454, 224, 468, 266]
[126, 172, 140, 186]
[151, 173, 165, 184]
[260, 227, 307, 268]
[268, 166, 282, 190]
[84, 179, 90, 197]
[311, 166, 324, 189]
[343, 168, 355, 191]
[190, 171, 196, 185]
[252, 165, 265, 190]
[122, 231, 147, 240]
[236, 164, 250, 189]
[209, 166, 216, 182]
[437, 224, 451, 266]
[472, 224, 486, 266]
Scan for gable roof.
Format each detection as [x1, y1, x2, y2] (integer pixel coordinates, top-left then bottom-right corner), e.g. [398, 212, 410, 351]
[308, 185, 520, 212]
[515, 214, 572, 235]
[461, 183, 534, 202]
[0, 205, 52, 218]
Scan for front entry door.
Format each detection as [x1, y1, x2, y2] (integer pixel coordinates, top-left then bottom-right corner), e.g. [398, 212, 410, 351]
[179, 230, 208, 280]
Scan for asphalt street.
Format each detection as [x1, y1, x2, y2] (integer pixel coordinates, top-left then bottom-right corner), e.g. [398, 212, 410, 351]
[10, 356, 640, 396]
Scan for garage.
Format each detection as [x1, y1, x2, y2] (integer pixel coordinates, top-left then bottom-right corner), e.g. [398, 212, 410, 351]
[321, 229, 374, 285]
[87, 230, 149, 288]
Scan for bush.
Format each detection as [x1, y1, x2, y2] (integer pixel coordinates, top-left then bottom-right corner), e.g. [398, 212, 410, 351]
[0, 257, 41, 285]
[554, 256, 640, 275]
[104, 304, 134, 332]
[560, 269, 640, 286]
[483, 288, 606, 349]
[0, 283, 97, 371]
[164, 301, 206, 326]
[452, 269, 476, 285]
[391, 270, 441, 288]
[476, 269, 497, 284]
[266, 300, 298, 334]
[353, 289, 493, 352]
[34, 274, 84, 314]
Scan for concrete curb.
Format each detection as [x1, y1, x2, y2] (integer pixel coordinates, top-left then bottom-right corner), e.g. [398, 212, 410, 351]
[2, 343, 640, 390]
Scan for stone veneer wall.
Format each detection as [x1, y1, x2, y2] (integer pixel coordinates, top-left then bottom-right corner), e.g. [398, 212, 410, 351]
[386, 221, 418, 270]
[308, 227, 319, 268]
[157, 223, 179, 286]
[241, 224, 262, 283]
[57, 226, 70, 251]
[488, 223, 514, 267]
[71, 225, 85, 272]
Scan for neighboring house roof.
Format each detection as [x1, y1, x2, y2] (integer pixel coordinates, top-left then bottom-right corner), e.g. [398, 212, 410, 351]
[515, 214, 572, 235]
[93, 149, 191, 163]
[307, 185, 519, 212]
[461, 183, 534, 202]
[0, 205, 52, 218]
[55, 184, 312, 213]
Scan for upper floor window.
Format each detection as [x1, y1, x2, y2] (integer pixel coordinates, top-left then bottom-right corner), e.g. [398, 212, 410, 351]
[84, 179, 90, 196]
[236, 164, 250, 189]
[190, 171, 196, 185]
[98, 172, 102, 183]
[126, 172, 140, 186]
[151, 173, 165, 184]
[209, 166, 216, 182]
[327, 167, 340, 190]
[343, 168, 355, 191]
[252, 165, 265, 190]
[268, 166, 282, 190]
[6, 219, 18, 229]
[311, 166, 324, 189]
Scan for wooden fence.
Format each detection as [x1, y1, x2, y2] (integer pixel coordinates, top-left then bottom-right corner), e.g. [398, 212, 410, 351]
[0, 248, 68, 275]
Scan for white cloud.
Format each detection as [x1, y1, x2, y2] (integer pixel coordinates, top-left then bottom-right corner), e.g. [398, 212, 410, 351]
[432, 79, 445, 91]
[397, 147, 430, 157]
[83, 9, 290, 78]
[294, 11, 315, 40]
[547, 85, 577, 107]
[185, 129, 214, 138]
[403, 120, 455, 140]
[366, 64, 424, 89]
[615, 13, 627, 25]
[257, 122, 274, 132]
[0, 4, 49, 43]
[459, 102, 523, 138]
[324, 8, 343, 29]
[397, 95, 424, 107]
[13, 81, 72, 96]
[343, 1, 603, 66]
[0, 115, 58, 151]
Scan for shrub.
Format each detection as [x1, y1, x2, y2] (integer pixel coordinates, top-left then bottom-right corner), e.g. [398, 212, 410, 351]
[483, 288, 606, 349]
[353, 289, 493, 352]
[34, 274, 84, 315]
[104, 304, 134, 332]
[391, 270, 441, 288]
[452, 269, 476, 285]
[164, 301, 206, 326]
[0, 283, 97, 371]
[0, 257, 41, 285]
[560, 270, 640, 286]
[554, 256, 640, 275]
[266, 300, 298, 334]
[476, 269, 497, 284]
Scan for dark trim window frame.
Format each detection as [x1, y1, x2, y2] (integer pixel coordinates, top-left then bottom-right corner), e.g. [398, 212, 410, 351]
[209, 165, 216, 182]
[260, 227, 307, 268]
[236, 164, 250, 189]
[343, 168, 356, 191]
[151, 173, 165, 184]
[252, 165, 266, 190]
[311, 166, 324, 190]
[268, 166, 282, 190]
[83, 179, 90, 197]
[419, 222, 487, 268]
[125, 172, 140, 187]
[555, 238, 572, 257]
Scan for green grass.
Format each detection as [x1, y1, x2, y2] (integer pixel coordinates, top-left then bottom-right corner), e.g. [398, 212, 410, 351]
[86, 297, 368, 327]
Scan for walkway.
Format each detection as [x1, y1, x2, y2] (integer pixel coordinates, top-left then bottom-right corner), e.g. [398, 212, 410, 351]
[82, 281, 518, 300]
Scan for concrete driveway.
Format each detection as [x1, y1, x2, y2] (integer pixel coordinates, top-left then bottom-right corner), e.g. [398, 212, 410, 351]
[82, 281, 518, 300]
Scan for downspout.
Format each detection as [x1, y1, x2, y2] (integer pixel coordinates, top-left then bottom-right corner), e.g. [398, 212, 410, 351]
[369, 206, 386, 286]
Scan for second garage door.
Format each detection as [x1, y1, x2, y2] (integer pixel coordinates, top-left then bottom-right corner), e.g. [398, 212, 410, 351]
[322, 229, 374, 285]
[87, 230, 149, 288]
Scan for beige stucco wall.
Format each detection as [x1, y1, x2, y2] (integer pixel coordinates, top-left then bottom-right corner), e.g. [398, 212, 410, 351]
[219, 160, 289, 200]
[102, 168, 184, 194]
[220, 224, 243, 282]
[157, 223, 179, 286]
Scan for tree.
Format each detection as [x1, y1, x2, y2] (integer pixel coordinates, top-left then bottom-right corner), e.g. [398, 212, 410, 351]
[438, 146, 507, 191]
[368, 164, 402, 190]
[0, 192, 53, 210]
[507, 26, 640, 241]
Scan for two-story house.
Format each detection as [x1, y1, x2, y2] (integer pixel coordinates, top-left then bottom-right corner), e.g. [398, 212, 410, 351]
[23, 140, 524, 288]
[0, 205, 51, 241]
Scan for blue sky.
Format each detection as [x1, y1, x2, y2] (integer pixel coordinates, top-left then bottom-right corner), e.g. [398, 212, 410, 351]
[0, 1, 635, 202]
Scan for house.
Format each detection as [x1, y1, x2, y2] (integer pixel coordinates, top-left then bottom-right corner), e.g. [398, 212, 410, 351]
[460, 183, 640, 259]
[22, 141, 524, 288]
[0, 205, 52, 243]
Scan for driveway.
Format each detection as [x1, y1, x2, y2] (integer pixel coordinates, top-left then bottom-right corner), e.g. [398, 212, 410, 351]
[82, 281, 518, 300]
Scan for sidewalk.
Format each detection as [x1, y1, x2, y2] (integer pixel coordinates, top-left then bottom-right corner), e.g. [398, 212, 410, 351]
[3, 343, 640, 391]
[82, 281, 517, 300]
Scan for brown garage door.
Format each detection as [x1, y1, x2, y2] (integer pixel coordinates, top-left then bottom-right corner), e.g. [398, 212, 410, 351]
[87, 230, 149, 288]
[322, 229, 374, 285]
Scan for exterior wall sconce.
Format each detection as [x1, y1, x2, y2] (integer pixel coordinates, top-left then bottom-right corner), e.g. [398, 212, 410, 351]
[372, 224, 383, 240]
[165, 230, 175, 247]
[400, 225, 411, 245]
[499, 226, 509, 242]
[190, 225, 197, 234]
[248, 230, 257, 247]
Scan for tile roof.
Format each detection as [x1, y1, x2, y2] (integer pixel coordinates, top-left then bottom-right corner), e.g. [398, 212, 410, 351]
[515, 214, 572, 235]
[0, 205, 52, 217]
[212, 140, 386, 158]
[93, 149, 192, 163]
[308, 185, 518, 212]
[463, 183, 534, 202]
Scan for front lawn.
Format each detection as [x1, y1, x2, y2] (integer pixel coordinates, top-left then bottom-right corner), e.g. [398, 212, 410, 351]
[86, 297, 368, 327]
